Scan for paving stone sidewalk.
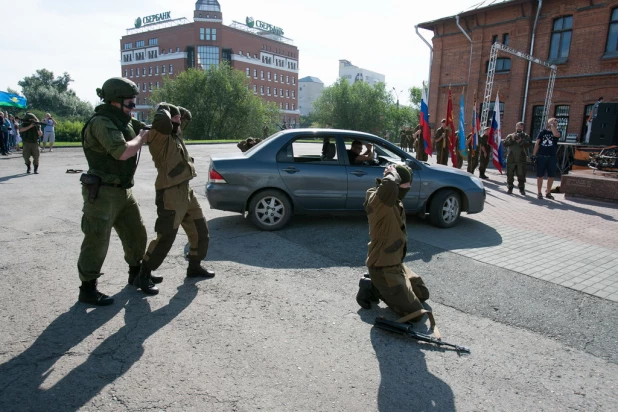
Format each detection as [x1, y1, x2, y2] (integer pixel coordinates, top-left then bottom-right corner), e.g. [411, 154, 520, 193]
[408, 154, 618, 302]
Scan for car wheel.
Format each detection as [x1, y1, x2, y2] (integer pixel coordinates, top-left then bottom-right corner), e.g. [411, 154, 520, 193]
[429, 189, 461, 228]
[248, 189, 292, 231]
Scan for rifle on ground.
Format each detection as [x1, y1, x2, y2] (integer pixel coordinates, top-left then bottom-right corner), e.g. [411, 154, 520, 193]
[374, 317, 471, 354]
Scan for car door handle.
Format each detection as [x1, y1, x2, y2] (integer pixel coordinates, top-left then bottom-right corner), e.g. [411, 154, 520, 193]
[350, 170, 367, 176]
[282, 167, 299, 174]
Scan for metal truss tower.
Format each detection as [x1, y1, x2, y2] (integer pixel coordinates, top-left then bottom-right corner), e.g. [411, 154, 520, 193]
[481, 43, 557, 129]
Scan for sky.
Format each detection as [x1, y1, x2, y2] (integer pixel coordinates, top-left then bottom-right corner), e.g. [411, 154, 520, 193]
[2, 0, 489, 107]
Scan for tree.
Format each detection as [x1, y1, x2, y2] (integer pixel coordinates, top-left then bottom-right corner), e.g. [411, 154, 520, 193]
[17, 69, 91, 119]
[149, 64, 281, 140]
[312, 79, 390, 134]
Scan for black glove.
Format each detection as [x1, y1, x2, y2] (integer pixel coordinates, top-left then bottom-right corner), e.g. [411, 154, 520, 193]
[530, 155, 537, 163]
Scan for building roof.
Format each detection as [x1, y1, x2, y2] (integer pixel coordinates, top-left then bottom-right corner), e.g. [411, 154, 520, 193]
[299, 76, 323, 84]
[195, 0, 221, 12]
[417, 0, 527, 30]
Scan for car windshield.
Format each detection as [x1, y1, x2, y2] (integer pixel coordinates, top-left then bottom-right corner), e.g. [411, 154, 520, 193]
[244, 131, 283, 154]
[373, 142, 405, 161]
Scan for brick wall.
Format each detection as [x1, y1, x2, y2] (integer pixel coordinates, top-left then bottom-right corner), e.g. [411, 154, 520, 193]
[421, 0, 618, 142]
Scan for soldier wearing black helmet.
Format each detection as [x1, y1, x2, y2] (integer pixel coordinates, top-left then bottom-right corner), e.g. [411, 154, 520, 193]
[76, 77, 150, 305]
[132, 102, 215, 295]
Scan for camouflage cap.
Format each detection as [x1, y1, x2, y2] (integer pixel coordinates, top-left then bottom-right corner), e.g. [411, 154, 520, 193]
[158, 102, 180, 117]
[395, 165, 412, 184]
[178, 106, 192, 120]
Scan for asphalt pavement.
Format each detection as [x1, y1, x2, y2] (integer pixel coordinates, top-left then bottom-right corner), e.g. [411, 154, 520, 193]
[0, 145, 616, 411]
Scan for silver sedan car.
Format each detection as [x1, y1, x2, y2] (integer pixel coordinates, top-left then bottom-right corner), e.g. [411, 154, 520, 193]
[206, 129, 485, 230]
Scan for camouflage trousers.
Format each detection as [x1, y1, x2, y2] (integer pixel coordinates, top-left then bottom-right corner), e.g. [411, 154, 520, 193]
[78, 187, 147, 282]
[507, 162, 527, 189]
[479, 151, 490, 175]
[467, 150, 479, 174]
[368, 263, 430, 318]
[22, 142, 40, 166]
[143, 181, 209, 270]
[437, 147, 449, 165]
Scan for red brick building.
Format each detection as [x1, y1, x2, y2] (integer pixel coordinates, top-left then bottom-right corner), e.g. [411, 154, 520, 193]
[417, 0, 618, 141]
[119, 0, 300, 126]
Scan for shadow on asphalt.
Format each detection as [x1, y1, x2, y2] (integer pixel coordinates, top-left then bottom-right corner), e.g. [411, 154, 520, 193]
[205, 213, 502, 269]
[357, 308, 456, 412]
[0, 279, 200, 410]
[0, 173, 30, 184]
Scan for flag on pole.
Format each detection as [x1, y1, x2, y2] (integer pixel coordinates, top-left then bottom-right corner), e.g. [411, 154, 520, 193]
[0, 91, 27, 109]
[446, 88, 457, 165]
[488, 92, 504, 174]
[459, 92, 466, 157]
[471, 97, 479, 150]
[420, 87, 432, 157]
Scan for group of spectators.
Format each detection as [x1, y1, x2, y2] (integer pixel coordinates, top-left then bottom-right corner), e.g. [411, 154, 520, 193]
[0, 111, 56, 156]
[0, 111, 21, 156]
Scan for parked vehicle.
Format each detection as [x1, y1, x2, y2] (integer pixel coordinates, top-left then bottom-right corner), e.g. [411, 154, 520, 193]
[206, 129, 485, 230]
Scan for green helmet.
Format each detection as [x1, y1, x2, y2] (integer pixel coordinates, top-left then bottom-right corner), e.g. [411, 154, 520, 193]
[96, 77, 139, 103]
[22, 112, 40, 123]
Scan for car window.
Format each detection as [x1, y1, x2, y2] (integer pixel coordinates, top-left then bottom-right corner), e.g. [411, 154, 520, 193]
[244, 131, 283, 154]
[277, 135, 339, 164]
[343, 137, 404, 166]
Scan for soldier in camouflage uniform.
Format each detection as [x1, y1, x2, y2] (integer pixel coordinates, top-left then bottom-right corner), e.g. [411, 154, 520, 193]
[413, 125, 428, 161]
[503, 122, 531, 195]
[465, 132, 479, 175]
[434, 119, 449, 165]
[18, 113, 43, 174]
[454, 131, 464, 169]
[77, 77, 149, 305]
[478, 127, 491, 179]
[356, 164, 430, 321]
[133, 103, 215, 295]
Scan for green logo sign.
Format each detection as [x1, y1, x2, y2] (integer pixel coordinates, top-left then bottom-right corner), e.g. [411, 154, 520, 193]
[134, 11, 171, 28]
[245, 16, 284, 36]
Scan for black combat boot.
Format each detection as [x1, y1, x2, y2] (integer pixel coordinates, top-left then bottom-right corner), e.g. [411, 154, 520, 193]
[356, 278, 380, 309]
[519, 187, 526, 196]
[78, 279, 114, 306]
[507, 186, 513, 194]
[34, 165, 39, 174]
[26, 164, 31, 174]
[128, 263, 162, 285]
[133, 265, 159, 295]
[186, 259, 215, 278]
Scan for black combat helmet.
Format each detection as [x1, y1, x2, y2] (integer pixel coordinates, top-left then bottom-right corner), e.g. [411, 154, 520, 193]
[96, 77, 139, 104]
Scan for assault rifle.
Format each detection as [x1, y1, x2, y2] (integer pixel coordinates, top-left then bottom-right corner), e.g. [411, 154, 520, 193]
[374, 317, 471, 354]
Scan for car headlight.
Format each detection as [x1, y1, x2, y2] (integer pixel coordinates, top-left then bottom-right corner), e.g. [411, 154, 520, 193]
[470, 176, 484, 190]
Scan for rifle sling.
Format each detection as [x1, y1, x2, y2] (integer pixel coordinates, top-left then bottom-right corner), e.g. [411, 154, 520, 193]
[396, 309, 441, 340]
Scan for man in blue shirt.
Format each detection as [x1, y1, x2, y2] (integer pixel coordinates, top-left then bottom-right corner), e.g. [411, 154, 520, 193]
[532, 118, 561, 199]
[42, 113, 57, 152]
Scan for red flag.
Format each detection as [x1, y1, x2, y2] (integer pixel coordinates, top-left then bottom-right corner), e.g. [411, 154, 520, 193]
[446, 89, 457, 166]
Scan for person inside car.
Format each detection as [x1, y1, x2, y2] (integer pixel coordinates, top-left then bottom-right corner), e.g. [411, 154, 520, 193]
[347, 140, 374, 165]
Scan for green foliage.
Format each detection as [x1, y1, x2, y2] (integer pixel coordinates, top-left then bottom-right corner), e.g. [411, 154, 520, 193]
[17, 69, 92, 119]
[149, 64, 281, 140]
[54, 120, 85, 142]
[311, 79, 422, 139]
[312, 79, 390, 134]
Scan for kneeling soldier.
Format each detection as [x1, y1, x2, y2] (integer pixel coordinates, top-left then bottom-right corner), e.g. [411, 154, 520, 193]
[356, 165, 430, 321]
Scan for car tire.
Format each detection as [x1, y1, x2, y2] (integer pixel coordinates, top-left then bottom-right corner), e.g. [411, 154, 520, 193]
[248, 189, 292, 231]
[429, 189, 461, 228]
